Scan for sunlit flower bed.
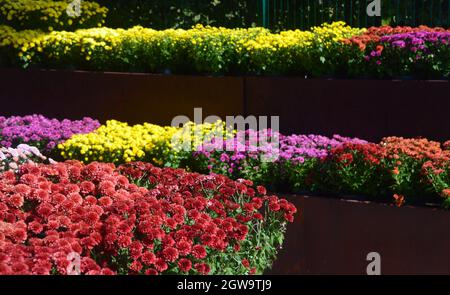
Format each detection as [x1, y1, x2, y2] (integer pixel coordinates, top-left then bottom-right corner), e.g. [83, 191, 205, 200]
[2, 115, 450, 208]
[343, 27, 450, 78]
[1, 21, 448, 78]
[1, 113, 450, 276]
[196, 132, 450, 207]
[0, 160, 296, 275]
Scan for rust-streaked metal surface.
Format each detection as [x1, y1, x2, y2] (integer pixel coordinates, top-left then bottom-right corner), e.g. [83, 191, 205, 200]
[0, 69, 244, 124]
[269, 195, 450, 275]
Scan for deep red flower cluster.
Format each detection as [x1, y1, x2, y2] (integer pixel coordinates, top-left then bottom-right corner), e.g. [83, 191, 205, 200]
[317, 142, 391, 197]
[118, 162, 296, 223]
[0, 161, 296, 275]
[329, 143, 387, 166]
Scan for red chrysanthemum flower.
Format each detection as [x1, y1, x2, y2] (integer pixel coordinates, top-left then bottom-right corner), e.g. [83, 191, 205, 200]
[8, 194, 24, 208]
[192, 245, 207, 259]
[178, 258, 192, 273]
[14, 184, 31, 196]
[79, 181, 95, 195]
[162, 247, 179, 263]
[142, 252, 156, 266]
[154, 258, 168, 272]
[130, 260, 143, 273]
[194, 262, 210, 275]
[11, 228, 27, 243]
[98, 196, 113, 207]
[28, 221, 43, 234]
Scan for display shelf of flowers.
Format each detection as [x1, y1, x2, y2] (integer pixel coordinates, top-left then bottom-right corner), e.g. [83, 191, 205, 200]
[1, 115, 450, 275]
[1, 0, 449, 275]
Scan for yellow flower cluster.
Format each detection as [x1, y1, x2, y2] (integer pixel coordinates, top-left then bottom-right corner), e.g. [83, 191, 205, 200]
[310, 21, 366, 48]
[3, 21, 366, 75]
[0, 25, 44, 63]
[167, 120, 234, 167]
[31, 26, 124, 63]
[58, 120, 175, 165]
[171, 120, 233, 153]
[0, 0, 108, 31]
[0, 25, 42, 48]
[58, 120, 234, 167]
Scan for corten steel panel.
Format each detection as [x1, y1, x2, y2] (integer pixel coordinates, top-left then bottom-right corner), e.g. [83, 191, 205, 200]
[269, 195, 450, 275]
[245, 77, 450, 142]
[0, 69, 244, 124]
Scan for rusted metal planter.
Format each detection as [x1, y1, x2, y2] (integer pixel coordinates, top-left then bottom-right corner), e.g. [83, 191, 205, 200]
[1, 68, 449, 141]
[0, 68, 244, 124]
[269, 195, 450, 275]
[245, 77, 450, 142]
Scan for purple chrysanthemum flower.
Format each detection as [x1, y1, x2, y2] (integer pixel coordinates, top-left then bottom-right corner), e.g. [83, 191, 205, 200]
[0, 115, 100, 153]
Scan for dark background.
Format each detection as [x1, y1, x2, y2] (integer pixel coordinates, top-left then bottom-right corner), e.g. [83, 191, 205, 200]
[96, 0, 450, 31]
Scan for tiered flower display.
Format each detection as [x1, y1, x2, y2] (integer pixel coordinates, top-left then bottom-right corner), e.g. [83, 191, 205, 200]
[1, 0, 449, 279]
[2, 115, 450, 208]
[1, 112, 450, 275]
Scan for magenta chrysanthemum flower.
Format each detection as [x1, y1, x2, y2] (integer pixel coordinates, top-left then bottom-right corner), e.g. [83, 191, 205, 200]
[0, 115, 100, 153]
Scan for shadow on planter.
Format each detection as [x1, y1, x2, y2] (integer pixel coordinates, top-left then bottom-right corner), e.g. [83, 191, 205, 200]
[245, 77, 450, 142]
[0, 68, 244, 125]
[268, 195, 450, 275]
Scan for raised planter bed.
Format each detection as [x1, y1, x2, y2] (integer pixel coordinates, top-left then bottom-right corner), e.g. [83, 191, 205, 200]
[269, 195, 450, 275]
[1, 68, 449, 141]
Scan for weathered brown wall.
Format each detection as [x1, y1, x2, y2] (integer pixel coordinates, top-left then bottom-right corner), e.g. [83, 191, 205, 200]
[0, 69, 449, 141]
[269, 195, 450, 275]
[0, 69, 244, 125]
[245, 77, 450, 141]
